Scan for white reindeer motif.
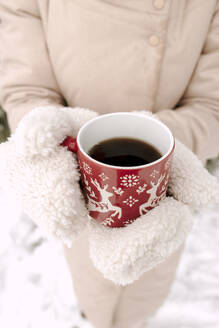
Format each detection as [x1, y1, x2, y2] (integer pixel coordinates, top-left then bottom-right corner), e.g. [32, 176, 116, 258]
[139, 174, 167, 216]
[86, 177, 122, 219]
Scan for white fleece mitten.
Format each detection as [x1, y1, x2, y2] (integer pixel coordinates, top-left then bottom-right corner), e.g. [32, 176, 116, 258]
[0, 106, 98, 247]
[88, 112, 219, 285]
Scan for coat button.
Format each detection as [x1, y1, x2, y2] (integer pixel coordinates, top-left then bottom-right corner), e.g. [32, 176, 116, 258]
[149, 35, 160, 46]
[154, 0, 165, 9]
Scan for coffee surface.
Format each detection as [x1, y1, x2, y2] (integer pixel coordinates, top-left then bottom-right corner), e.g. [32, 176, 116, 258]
[88, 137, 162, 167]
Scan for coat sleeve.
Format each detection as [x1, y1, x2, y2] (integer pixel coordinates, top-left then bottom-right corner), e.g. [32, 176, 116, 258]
[157, 3, 219, 162]
[0, 0, 65, 133]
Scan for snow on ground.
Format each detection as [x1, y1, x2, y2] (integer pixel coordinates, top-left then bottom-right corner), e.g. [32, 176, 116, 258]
[0, 158, 219, 328]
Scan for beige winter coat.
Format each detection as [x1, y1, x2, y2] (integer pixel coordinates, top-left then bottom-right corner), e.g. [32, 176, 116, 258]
[0, 1, 219, 328]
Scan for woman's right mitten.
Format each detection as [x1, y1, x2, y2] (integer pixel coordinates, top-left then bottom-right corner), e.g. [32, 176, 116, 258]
[0, 106, 97, 247]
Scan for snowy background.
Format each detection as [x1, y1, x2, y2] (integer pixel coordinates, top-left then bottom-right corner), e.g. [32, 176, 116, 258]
[0, 158, 219, 328]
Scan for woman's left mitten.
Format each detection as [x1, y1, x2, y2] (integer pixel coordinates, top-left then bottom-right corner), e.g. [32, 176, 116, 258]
[88, 111, 219, 285]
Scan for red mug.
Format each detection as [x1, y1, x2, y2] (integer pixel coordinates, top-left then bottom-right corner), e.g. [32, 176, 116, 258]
[61, 112, 175, 228]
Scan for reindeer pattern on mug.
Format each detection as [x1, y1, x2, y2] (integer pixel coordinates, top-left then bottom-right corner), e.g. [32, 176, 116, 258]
[79, 159, 170, 227]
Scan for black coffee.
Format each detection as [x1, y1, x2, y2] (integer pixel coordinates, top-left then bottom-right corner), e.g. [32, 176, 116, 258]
[88, 137, 162, 167]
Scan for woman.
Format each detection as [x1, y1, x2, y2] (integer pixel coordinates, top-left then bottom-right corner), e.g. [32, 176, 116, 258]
[0, 1, 218, 328]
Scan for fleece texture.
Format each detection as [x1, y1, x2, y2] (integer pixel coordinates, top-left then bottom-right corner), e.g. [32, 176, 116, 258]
[0, 106, 218, 285]
[88, 197, 192, 285]
[0, 106, 98, 247]
[15, 106, 98, 159]
[168, 140, 219, 210]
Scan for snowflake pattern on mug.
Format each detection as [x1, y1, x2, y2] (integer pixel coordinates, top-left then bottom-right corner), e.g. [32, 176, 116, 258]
[123, 196, 139, 207]
[120, 174, 140, 188]
[136, 184, 147, 195]
[124, 219, 136, 227]
[150, 169, 160, 179]
[98, 172, 109, 181]
[112, 187, 124, 196]
[101, 216, 115, 226]
[82, 162, 92, 175]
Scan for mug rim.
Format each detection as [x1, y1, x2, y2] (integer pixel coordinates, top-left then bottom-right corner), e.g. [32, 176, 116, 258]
[77, 112, 175, 170]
